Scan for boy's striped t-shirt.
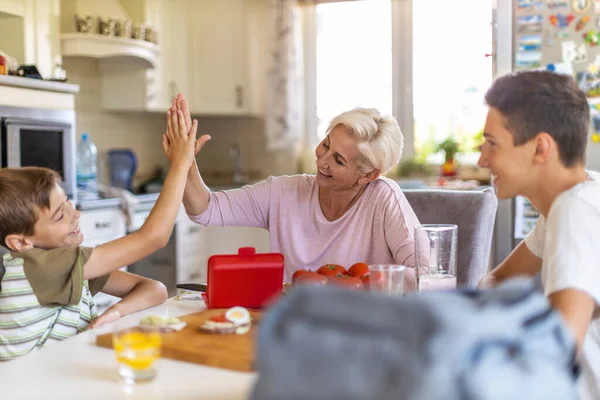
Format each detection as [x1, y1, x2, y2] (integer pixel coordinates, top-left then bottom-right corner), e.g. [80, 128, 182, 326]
[0, 247, 109, 361]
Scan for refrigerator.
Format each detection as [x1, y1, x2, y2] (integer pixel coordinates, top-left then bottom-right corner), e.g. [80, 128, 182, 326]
[492, 0, 600, 264]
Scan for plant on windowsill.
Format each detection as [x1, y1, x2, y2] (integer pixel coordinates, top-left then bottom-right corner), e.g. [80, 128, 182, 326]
[397, 157, 433, 178]
[437, 137, 459, 177]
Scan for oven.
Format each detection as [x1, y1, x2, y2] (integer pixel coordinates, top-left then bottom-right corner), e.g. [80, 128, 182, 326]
[0, 105, 76, 199]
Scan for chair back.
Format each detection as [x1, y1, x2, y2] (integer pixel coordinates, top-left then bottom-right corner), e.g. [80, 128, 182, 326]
[403, 187, 498, 287]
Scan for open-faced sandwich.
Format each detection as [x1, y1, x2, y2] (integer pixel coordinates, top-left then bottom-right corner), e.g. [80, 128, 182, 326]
[199, 306, 252, 335]
[139, 315, 187, 332]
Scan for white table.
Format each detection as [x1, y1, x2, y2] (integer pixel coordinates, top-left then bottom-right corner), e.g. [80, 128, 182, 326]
[0, 298, 257, 400]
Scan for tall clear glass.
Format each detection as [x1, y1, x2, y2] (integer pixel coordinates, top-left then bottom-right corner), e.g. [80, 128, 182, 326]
[415, 224, 457, 292]
[113, 326, 162, 384]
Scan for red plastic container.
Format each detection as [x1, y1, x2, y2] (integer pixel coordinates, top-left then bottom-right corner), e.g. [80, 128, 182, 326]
[205, 247, 284, 309]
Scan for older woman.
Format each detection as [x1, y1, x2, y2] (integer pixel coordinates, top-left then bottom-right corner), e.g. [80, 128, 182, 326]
[164, 95, 423, 290]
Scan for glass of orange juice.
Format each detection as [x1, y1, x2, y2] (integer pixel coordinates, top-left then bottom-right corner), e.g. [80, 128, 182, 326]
[112, 326, 161, 384]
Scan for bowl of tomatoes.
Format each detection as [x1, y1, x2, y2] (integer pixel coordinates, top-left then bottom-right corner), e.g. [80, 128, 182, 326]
[290, 262, 373, 291]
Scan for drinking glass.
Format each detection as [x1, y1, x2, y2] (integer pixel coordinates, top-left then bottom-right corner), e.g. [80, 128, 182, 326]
[414, 224, 457, 292]
[112, 326, 162, 384]
[367, 264, 406, 296]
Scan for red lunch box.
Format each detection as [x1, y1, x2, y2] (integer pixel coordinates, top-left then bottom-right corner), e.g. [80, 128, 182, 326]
[204, 247, 284, 309]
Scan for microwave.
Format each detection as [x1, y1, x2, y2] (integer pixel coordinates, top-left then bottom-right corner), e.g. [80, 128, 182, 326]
[0, 106, 76, 199]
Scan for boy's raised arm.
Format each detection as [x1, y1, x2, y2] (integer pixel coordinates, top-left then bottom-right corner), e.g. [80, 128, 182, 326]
[82, 109, 198, 280]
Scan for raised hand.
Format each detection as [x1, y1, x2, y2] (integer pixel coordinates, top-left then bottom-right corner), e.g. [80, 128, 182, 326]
[175, 94, 210, 155]
[162, 104, 199, 167]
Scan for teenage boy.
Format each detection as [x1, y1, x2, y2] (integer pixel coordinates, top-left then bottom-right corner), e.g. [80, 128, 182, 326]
[477, 70, 600, 399]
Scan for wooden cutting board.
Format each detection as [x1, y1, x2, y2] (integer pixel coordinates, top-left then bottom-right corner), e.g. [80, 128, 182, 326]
[96, 309, 261, 372]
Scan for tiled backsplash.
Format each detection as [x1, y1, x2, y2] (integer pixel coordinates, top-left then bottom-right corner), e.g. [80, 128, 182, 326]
[63, 58, 298, 188]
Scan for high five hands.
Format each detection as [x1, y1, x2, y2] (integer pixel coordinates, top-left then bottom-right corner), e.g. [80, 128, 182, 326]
[162, 94, 211, 163]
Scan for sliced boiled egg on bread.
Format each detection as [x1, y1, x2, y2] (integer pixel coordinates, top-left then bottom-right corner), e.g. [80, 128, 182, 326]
[225, 306, 250, 326]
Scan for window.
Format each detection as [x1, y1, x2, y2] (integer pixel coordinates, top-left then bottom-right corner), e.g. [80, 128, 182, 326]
[315, 0, 392, 139]
[413, 0, 493, 163]
[308, 0, 493, 163]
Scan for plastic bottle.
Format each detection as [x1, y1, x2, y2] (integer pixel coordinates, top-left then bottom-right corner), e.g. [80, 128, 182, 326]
[76, 133, 98, 198]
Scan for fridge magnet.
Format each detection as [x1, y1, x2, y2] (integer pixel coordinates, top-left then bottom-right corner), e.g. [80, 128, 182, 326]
[516, 51, 542, 69]
[558, 30, 570, 38]
[572, 0, 592, 12]
[517, 15, 543, 33]
[562, 40, 577, 61]
[543, 30, 557, 46]
[576, 69, 600, 97]
[583, 30, 599, 46]
[563, 41, 588, 62]
[591, 113, 600, 142]
[576, 15, 591, 30]
[518, 35, 543, 51]
[549, 13, 575, 28]
[575, 43, 588, 62]
[518, 0, 544, 10]
[547, 0, 569, 8]
[546, 61, 575, 75]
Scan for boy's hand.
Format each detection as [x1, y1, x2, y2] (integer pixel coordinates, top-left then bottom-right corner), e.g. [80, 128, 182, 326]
[162, 98, 210, 162]
[175, 94, 209, 156]
[162, 106, 203, 167]
[89, 306, 121, 329]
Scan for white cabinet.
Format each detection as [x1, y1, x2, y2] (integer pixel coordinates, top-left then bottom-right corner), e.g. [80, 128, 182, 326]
[79, 206, 127, 314]
[126, 205, 208, 295]
[0, 0, 61, 79]
[100, 0, 190, 112]
[188, 0, 249, 115]
[100, 0, 266, 115]
[205, 226, 270, 258]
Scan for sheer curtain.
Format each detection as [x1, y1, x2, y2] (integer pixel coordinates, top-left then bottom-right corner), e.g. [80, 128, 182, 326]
[264, 0, 305, 151]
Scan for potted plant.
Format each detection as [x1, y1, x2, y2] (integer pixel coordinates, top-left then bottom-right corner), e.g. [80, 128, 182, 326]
[437, 137, 459, 177]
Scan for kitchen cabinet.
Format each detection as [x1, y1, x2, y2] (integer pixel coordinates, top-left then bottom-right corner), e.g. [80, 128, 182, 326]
[79, 206, 127, 314]
[100, 0, 190, 112]
[187, 0, 248, 115]
[127, 206, 208, 296]
[0, 0, 61, 80]
[205, 226, 270, 257]
[100, 0, 267, 115]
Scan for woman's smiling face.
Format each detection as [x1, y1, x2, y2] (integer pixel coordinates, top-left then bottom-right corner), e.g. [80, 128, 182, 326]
[314, 125, 365, 190]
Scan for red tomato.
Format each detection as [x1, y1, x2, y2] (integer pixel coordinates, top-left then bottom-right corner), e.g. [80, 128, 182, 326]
[294, 272, 329, 286]
[292, 269, 313, 283]
[329, 275, 363, 290]
[209, 314, 228, 323]
[347, 262, 369, 278]
[361, 271, 385, 291]
[317, 264, 347, 277]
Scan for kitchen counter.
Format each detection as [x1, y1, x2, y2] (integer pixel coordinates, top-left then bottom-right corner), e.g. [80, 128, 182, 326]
[0, 297, 256, 400]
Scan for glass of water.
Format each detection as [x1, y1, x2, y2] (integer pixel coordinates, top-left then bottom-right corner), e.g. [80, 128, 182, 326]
[415, 224, 457, 293]
[367, 264, 406, 296]
[113, 326, 162, 384]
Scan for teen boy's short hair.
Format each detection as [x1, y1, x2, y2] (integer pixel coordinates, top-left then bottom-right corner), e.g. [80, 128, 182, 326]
[0, 167, 61, 246]
[485, 70, 589, 167]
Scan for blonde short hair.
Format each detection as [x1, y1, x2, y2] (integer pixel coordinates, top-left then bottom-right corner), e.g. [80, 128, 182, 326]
[326, 108, 403, 174]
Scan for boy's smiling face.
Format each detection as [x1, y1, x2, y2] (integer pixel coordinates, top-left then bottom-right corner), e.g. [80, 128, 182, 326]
[28, 183, 83, 249]
[477, 107, 537, 199]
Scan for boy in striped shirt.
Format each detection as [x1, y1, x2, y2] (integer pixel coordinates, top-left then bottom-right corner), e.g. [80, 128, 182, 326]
[0, 107, 203, 360]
